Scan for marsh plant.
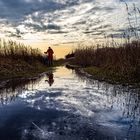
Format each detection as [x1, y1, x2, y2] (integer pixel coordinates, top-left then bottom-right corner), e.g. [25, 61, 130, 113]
[0, 39, 44, 63]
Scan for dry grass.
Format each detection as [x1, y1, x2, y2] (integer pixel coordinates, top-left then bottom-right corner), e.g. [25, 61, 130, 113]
[72, 41, 140, 83]
[0, 39, 49, 80]
[0, 39, 44, 63]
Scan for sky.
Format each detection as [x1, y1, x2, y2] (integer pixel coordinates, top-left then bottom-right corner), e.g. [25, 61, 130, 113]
[0, 0, 140, 58]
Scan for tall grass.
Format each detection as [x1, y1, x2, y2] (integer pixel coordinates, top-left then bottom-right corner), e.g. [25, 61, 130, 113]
[74, 41, 140, 73]
[0, 39, 44, 63]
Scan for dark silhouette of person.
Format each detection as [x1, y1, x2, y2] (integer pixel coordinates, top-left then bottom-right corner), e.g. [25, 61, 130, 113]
[45, 72, 54, 86]
[44, 47, 54, 66]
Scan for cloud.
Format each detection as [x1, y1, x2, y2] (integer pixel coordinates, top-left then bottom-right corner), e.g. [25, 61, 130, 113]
[0, 0, 65, 20]
[48, 30, 69, 34]
[25, 23, 61, 32]
[0, 0, 140, 44]
[46, 24, 61, 30]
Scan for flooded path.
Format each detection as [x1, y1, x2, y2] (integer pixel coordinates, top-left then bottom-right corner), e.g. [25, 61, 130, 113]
[0, 66, 140, 140]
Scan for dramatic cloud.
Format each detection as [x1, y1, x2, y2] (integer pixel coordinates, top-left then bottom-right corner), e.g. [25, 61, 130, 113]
[0, 0, 140, 44]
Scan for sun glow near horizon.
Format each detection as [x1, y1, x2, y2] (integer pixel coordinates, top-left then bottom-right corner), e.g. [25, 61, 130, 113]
[24, 41, 75, 59]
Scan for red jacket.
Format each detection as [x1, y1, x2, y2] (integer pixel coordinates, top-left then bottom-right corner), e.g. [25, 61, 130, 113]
[47, 48, 54, 60]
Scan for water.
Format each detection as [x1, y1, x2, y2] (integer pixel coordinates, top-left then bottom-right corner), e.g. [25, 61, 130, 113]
[0, 66, 139, 140]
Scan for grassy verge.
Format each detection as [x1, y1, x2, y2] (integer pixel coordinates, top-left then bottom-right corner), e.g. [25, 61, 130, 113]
[0, 58, 66, 81]
[83, 66, 140, 85]
[53, 58, 67, 67]
[0, 58, 52, 80]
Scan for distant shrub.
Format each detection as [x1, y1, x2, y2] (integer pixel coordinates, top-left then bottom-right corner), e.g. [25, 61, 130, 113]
[65, 52, 75, 59]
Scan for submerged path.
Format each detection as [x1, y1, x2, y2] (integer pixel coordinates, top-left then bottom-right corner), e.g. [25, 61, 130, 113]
[0, 66, 139, 140]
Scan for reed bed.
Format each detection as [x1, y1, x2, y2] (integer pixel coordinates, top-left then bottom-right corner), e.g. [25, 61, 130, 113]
[0, 39, 44, 63]
[73, 41, 140, 79]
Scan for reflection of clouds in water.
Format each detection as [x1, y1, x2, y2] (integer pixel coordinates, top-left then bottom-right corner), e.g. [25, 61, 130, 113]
[0, 67, 140, 139]
[17, 67, 140, 128]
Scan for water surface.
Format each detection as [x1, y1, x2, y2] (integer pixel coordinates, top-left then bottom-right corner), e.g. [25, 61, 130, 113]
[0, 66, 140, 140]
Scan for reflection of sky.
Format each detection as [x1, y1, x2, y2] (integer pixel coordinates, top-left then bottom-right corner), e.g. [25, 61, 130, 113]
[15, 66, 140, 139]
[0, 0, 140, 45]
[16, 67, 140, 125]
[0, 66, 140, 139]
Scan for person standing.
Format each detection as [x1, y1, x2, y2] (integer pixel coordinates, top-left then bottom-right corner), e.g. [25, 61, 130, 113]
[44, 47, 54, 66]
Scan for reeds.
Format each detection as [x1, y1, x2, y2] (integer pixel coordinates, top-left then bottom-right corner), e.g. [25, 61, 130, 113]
[0, 39, 44, 63]
[74, 41, 140, 68]
[73, 41, 140, 82]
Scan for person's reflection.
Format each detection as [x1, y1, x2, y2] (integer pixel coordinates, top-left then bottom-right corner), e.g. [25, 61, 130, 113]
[45, 72, 54, 86]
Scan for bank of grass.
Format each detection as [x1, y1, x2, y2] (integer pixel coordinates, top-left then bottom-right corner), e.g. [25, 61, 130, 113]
[0, 58, 50, 80]
[0, 39, 58, 80]
[71, 40, 140, 84]
[83, 66, 138, 84]
[53, 58, 67, 67]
